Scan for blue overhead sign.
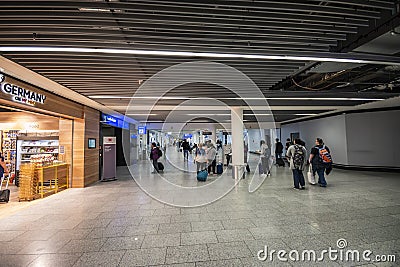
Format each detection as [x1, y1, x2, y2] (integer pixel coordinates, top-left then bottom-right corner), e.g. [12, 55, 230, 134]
[101, 113, 129, 129]
[138, 126, 147, 135]
[183, 133, 192, 139]
[102, 114, 117, 125]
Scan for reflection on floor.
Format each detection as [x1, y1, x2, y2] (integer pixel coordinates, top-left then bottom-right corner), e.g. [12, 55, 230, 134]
[0, 148, 399, 266]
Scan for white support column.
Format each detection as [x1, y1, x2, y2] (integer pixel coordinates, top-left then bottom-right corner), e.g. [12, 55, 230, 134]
[211, 125, 216, 144]
[231, 107, 244, 166]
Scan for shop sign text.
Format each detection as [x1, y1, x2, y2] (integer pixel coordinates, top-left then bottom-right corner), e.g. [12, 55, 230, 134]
[0, 75, 46, 106]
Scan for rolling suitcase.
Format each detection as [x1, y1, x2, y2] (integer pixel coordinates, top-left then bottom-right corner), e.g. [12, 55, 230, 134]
[197, 169, 208, 181]
[276, 158, 285, 167]
[0, 175, 10, 203]
[216, 163, 223, 174]
[158, 162, 164, 171]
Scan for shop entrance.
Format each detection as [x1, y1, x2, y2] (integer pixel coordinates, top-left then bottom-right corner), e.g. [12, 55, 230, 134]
[0, 105, 73, 203]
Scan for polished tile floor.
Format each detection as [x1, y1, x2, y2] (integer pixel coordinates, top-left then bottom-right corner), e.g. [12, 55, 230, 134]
[0, 149, 399, 266]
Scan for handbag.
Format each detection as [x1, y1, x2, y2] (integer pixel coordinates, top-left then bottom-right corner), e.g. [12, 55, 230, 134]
[307, 164, 316, 185]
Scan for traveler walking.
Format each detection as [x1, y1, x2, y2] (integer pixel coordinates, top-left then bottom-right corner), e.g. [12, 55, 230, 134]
[259, 140, 271, 176]
[223, 144, 232, 166]
[285, 138, 292, 151]
[287, 138, 307, 190]
[206, 143, 217, 175]
[195, 143, 207, 172]
[182, 139, 190, 161]
[284, 138, 293, 165]
[150, 142, 161, 173]
[275, 138, 284, 160]
[244, 141, 250, 172]
[216, 139, 223, 150]
[309, 138, 332, 187]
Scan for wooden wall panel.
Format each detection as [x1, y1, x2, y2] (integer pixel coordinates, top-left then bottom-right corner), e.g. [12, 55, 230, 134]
[70, 107, 99, 188]
[58, 118, 73, 186]
[83, 107, 100, 186]
[72, 118, 85, 188]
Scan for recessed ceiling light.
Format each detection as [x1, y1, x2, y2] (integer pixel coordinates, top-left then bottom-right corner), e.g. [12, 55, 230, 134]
[90, 96, 192, 100]
[127, 113, 158, 116]
[88, 96, 384, 101]
[79, 8, 110, 12]
[187, 114, 228, 116]
[245, 114, 273, 116]
[0, 46, 399, 66]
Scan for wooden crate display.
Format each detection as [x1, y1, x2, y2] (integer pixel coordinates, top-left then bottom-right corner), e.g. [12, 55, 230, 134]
[19, 163, 38, 201]
[37, 164, 69, 198]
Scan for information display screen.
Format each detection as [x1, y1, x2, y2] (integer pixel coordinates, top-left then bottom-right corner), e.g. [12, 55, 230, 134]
[88, 138, 96, 149]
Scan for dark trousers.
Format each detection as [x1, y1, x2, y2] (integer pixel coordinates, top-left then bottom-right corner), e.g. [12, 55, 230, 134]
[275, 152, 282, 159]
[152, 159, 159, 172]
[208, 159, 216, 174]
[292, 168, 305, 188]
[226, 154, 231, 166]
[314, 166, 327, 186]
[183, 150, 189, 159]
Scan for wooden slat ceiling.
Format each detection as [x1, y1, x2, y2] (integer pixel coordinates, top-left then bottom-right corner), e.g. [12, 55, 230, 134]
[0, 0, 399, 122]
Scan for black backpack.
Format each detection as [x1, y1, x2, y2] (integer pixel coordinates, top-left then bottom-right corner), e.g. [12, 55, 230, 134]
[157, 148, 163, 157]
[293, 145, 305, 169]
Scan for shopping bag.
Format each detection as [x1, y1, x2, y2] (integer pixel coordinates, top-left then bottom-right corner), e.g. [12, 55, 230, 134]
[307, 164, 316, 185]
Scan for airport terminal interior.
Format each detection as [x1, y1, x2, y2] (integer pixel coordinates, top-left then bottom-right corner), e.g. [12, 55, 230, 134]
[0, 1, 399, 266]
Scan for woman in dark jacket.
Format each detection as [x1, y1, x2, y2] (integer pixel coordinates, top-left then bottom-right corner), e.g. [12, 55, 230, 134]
[149, 142, 160, 173]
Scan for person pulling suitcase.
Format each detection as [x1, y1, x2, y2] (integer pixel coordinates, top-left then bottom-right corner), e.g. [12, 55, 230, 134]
[0, 174, 10, 203]
[259, 140, 271, 176]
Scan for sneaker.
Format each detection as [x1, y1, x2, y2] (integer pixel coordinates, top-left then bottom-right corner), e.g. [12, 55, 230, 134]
[293, 187, 300, 190]
[300, 186, 305, 190]
[319, 184, 326, 187]
[151, 171, 156, 174]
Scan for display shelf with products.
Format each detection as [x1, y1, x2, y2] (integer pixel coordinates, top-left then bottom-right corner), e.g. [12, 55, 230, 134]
[2, 130, 19, 175]
[16, 138, 59, 169]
